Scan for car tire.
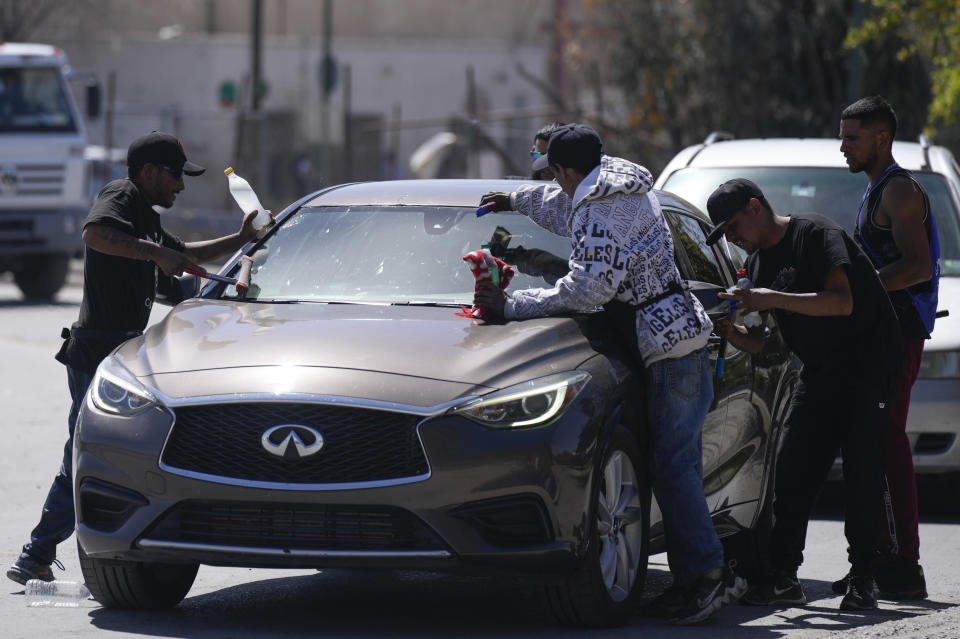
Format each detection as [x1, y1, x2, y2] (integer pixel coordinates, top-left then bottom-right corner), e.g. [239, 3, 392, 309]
[78, 541, 199, 609]
[542, 425, 651, 627]
[13, 253, 69, 300]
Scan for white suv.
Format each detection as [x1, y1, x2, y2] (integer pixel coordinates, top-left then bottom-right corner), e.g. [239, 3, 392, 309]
[655, 133, 960, 477]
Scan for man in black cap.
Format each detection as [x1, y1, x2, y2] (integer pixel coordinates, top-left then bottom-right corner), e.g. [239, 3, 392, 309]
[6, 131, 267, 587]
[475, 124, 744, 625]
[706, 178, 902, 611]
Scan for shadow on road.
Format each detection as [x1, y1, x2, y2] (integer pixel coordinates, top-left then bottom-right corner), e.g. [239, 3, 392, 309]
[78, 565, 958, 639]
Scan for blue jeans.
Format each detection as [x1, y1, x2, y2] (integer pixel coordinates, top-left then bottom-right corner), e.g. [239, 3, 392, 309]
[23, 365, 94, 564]
[647, 348, 724, 585]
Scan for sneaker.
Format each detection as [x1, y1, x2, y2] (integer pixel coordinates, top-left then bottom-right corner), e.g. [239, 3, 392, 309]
[831, 570, 851, 595]
[840, 575, 878, 610]
[6, 553, 54, 586]
[642, 582, 690, 618]
[876, 557, 927, 600]
[670, 566, 747, 625]
[741, 571, 807, 606]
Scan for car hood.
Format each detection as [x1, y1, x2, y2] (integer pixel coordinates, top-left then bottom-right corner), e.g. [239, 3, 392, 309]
[115, 299, 599, 400]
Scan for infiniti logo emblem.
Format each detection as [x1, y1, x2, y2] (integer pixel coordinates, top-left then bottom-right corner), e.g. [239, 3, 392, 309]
[261, 424, 324, 459]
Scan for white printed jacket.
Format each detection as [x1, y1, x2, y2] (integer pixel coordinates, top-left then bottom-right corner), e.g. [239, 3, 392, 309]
[505, 154, 712, 365]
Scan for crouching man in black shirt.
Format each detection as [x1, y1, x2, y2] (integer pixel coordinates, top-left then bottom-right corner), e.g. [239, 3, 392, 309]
[707, 178, 902, 611]
[6, 132, 268, 586]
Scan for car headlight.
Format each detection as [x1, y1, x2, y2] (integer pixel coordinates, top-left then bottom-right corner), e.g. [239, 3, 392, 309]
[450, 371, 591, 428]
[918, 349, 960, 379]
[90, 356, 159, 416]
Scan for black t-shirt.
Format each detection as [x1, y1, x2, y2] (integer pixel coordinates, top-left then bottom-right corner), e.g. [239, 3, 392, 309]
[56, 178, 185, 372]
[747, 214, 902, 390]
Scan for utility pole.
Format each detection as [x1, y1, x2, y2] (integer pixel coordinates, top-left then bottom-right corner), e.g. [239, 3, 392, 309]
[466, 65, 478, 178]
[251, 0, 263, 112]
[319, 0, 334, 182]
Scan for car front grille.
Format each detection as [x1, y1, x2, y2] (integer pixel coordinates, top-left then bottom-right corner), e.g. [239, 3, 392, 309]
[162, 402, 429, 484]
[9, 163, 65, 197]
[144, 500, 445, 551]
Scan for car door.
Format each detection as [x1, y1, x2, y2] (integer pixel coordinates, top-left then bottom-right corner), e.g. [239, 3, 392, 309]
[662, 207, 756, 511]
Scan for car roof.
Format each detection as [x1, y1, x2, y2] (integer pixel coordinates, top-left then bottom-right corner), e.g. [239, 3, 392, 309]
[302, 178, 707, 222]
[674, 138, 941, 171]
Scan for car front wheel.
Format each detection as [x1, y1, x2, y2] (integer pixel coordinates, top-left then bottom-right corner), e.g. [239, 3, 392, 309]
[543, 425, 651, 627]
[78, 541, 199, 609]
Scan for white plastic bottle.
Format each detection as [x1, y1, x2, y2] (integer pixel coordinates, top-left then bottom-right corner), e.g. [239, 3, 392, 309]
[24, 579, 93, 607]
[480, 244, 500, 287]
[224, 167, 270, 231]
[735, 273, 763, 328]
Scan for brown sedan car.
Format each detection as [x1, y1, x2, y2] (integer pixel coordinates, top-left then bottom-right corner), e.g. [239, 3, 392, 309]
[74, 179, 799, 626]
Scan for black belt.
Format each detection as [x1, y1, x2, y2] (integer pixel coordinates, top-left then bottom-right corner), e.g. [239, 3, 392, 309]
[61, 326, 143, 342]
[635, 280, 685, 310]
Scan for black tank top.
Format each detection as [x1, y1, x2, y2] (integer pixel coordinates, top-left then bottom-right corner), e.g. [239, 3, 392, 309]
[855, 167, 934, 339]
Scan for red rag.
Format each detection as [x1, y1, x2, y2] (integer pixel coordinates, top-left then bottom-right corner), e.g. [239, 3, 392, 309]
[455, 249, 515, 319]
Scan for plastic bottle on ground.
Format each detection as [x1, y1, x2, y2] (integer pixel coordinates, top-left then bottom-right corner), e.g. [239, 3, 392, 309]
[24, 579, 94, 607]
[224, 167, 270, 231]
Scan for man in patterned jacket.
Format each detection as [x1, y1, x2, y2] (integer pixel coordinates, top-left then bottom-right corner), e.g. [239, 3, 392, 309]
[474, 123, 744, 624]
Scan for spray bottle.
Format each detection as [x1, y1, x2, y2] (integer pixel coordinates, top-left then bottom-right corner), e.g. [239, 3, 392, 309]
[481, 243, 500, 287]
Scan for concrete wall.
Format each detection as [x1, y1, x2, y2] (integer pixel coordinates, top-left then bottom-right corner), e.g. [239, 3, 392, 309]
[27, 0, 566, 214]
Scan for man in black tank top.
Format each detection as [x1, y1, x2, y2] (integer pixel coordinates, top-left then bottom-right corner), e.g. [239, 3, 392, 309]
[837, 96, 935, 600]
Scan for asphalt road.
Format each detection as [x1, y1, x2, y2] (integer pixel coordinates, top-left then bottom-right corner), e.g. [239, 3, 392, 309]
[0, 272, 958, 638]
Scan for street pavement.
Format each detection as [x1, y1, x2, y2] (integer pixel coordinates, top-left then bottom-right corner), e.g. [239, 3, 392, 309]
[0, 273, 958, 638]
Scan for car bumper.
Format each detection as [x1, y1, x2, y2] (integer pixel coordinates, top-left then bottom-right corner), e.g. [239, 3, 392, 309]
[0, 207, 85, 257]
[73, 393, 609, 576]
[905, 377, 960, 475]
[829, 377, 960, 478]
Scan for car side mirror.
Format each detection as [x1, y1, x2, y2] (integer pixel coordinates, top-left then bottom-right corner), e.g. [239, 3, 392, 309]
[155, 274, 200, 306]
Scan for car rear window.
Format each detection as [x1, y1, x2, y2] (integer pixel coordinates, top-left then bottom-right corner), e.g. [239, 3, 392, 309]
[661, 167, 960, 276]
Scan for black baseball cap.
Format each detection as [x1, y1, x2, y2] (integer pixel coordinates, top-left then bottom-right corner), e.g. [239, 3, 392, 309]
[705, 178, 769, 245]
[531, 123, 603, 172]
[126, 131, 205, 176]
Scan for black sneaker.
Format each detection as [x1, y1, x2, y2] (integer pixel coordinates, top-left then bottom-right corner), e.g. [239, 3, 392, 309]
[670, 566, 747, 625]
[741, 572, 807, 606]
[6, 553, 54, 586]
[840, 575, 878, 610]
[642, 582, 690, 618]
[831, 571, 851, 595]
[876, 557, 927, 600]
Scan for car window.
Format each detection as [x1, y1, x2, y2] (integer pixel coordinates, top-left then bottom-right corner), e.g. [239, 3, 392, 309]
[663, 209, 724, 286]
[661, 166, 960, 276]
[226, 206, 573, 304]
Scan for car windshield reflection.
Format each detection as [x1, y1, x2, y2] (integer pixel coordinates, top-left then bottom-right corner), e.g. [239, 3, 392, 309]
[222, 205, 572, 304]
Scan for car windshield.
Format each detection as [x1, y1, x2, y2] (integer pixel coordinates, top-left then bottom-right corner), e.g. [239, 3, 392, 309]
[0, 66, 77, 133]
[225, 205, 574, 304]
[662, 167, 960, 276]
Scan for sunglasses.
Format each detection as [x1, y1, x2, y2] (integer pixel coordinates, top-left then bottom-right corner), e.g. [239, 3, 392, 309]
[159, 164, 183, 180]
[530, 151, 544, 163]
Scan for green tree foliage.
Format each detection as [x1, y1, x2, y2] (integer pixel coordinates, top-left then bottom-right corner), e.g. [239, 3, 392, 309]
[578, 0, 855, 171]
[847, 0, 960, 135]
[576, 0, 954, 170]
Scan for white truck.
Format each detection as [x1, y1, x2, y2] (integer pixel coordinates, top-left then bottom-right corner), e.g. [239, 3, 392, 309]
[0, 42, 95, 299]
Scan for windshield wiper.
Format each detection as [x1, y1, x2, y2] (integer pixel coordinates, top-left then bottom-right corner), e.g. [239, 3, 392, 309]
[390, 301, 462, 307]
